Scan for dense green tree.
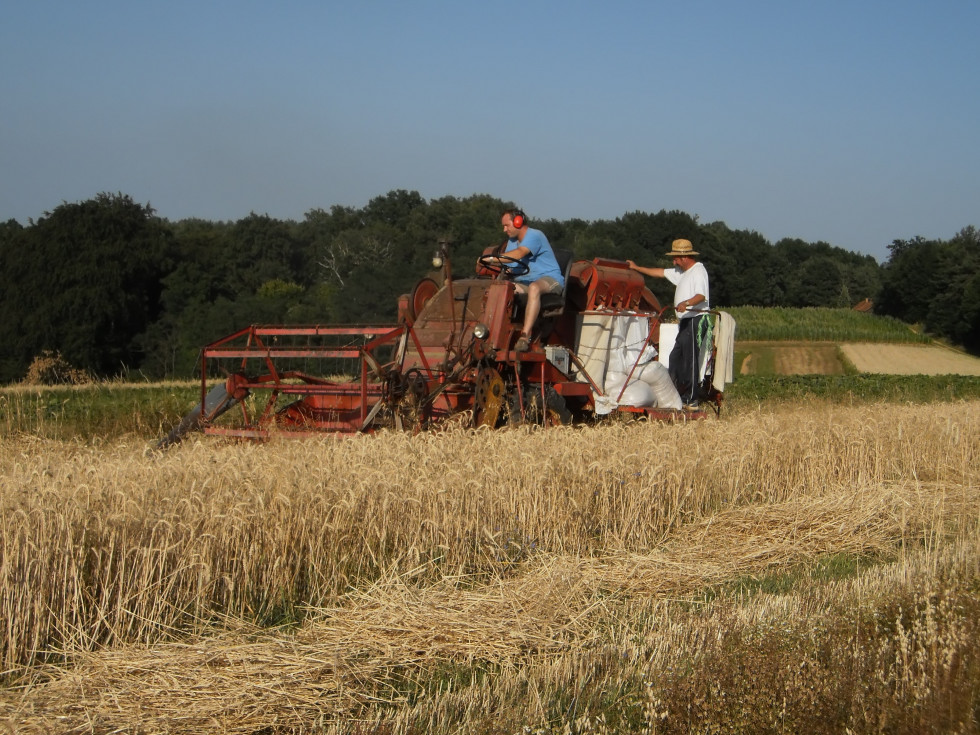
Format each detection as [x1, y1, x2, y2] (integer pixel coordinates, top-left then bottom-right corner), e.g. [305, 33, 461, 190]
[136, 219, 233, 377]
[922, 228, 980, 351]
[771, 238, 880, 309]
[363, 189, 426, 225]
[788, 255, 845, 307]
[416, 193, 505, 267]
[0, 193, 171, 380]
[308, 193, 508, 323]
[844, 256, 882, 305]
[226, 213, 307, 292]
[704, 225, 777, 307]
[876, 228, 979, 353]
[0, 220, 28, 378]
[877, 237, 940, 324]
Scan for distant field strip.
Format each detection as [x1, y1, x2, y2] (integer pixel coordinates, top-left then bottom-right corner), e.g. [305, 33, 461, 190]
[739, 341, 843, 376]
[840, 343, 980, 375]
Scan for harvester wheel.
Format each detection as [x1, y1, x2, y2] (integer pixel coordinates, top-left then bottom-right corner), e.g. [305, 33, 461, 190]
[394, 369, 427, 433]
[474, 367, 505, 428]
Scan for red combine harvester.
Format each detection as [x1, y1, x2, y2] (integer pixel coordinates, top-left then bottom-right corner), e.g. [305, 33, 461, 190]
[158, 244, 733, 447]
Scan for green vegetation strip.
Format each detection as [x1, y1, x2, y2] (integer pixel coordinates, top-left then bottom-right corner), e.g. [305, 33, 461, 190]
[0, 383, 200, 441]
[726, 373, 980, 404]
[726, 306, 931, 343]
[5, 374, 980, 442]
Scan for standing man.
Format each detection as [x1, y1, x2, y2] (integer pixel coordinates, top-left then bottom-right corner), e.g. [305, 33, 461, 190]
[627, 238, 710, 407]
[487, 208, 565, 352]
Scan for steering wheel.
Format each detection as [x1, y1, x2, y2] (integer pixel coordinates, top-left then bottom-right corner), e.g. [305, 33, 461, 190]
[477, 253, 530, 279]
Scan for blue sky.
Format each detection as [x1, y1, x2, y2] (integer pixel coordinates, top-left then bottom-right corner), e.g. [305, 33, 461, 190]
[2, 1, 977, 261]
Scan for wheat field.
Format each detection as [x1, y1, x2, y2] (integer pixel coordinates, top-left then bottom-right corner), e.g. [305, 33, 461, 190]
[1, 400, 978, 733]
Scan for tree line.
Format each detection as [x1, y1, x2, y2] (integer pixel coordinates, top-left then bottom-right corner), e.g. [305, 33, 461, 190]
[0, 191, 976, 382]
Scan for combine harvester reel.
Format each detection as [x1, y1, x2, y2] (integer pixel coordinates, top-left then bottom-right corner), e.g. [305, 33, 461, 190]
[159, 243, 734, 447]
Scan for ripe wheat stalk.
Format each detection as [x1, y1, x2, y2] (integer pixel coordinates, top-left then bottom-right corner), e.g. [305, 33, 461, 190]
[0, 400, 977, 732]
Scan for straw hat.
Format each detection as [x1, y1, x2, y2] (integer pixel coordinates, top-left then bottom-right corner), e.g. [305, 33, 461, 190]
[665, 238, 699, 257]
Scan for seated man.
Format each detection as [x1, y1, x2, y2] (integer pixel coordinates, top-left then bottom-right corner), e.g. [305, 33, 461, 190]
[486, 208, 565, 351]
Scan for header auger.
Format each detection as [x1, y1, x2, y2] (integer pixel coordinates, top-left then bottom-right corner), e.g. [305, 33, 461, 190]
[158, 242, 734, 447]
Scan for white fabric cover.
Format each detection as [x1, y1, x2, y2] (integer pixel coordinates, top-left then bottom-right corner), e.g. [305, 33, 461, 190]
[575, 314, 683, 410]
[712, 311, 736, 393]
[658, 323, 678, 370]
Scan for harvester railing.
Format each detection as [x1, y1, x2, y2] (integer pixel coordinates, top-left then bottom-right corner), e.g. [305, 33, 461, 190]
[198, 323, 407, 437]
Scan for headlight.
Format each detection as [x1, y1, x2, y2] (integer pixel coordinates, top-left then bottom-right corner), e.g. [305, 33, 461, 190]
[432, 256, 443, 268]
[472, 323, 489, 340]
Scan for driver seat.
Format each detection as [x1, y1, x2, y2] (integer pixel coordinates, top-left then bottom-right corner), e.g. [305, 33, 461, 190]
[538, 249, 575, 318]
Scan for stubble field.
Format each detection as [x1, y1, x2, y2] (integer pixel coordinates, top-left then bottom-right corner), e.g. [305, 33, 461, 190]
[840, 343, 980, 375]
[738, 341, 980, 377]
[1, 396, 978, 734]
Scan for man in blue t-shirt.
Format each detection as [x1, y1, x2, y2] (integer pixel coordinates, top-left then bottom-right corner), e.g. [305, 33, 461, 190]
[485, 208, 564, 352]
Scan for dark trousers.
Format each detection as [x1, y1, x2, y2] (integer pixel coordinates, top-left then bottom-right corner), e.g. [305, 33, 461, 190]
[669, 315, 707, 404]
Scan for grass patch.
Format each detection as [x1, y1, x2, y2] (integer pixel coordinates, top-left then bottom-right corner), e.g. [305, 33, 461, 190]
[835, 344, 860, 375]
[0, 381, 200, 441]
[739, 344, 777, 375]
[693, 552, 893, 606]
[737, 341, 844, 376]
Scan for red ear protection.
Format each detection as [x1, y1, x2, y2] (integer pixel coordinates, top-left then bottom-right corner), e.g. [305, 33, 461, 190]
[512, 210, 525, 229]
